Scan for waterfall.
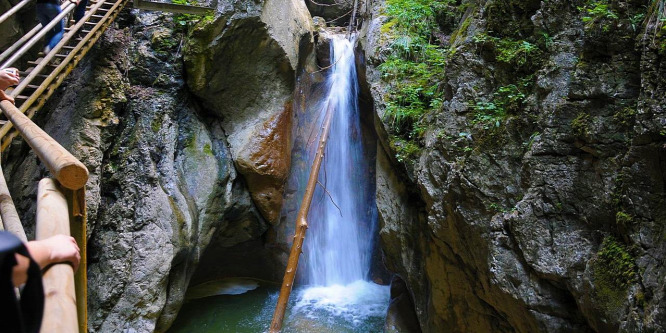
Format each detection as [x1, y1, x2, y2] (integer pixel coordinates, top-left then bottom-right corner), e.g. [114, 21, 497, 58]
[302, 35, 372, 287]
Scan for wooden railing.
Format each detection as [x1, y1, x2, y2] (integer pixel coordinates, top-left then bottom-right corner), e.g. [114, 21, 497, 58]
[0, 100, 89, 333]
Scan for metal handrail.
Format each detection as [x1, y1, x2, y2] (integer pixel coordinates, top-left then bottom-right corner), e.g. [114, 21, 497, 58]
[0, 0, 32, 26]
[0, 24, 42, 65]
[0, 2, 76, 69]
[0, 1, 73, 65]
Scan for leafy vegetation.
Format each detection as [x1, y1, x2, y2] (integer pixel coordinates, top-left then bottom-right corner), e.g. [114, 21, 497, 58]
[379, 0, 455, 162]
[571, 112, 591, 137]
[579, 0, 619, 32]
[592, 236, 638, 312]
[470, 79, 530, 133]
[613, 106, 636, 128]
[473, 33, 540, 67]
[615, 211, 633, 229]
[172, 0, 215, 32]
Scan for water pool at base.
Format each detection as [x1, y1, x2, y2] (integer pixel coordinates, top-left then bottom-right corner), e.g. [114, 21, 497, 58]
[168, 279, 390, 333]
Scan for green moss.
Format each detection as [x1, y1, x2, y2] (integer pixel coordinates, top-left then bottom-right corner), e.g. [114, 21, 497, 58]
[473, 33, 541, 67]
[616, 211, 633, 228]
[579, 0, 618, 32]
[151, 115, 163, 133]
[592, 236, 637, 313]
[613, 107, 636, 128]
[389, 136, 421, 164]
[469, 81, 529, 132]
[167, 195, 188, 230]
[172, 0, 213, 32]
[449, 15, 472, 45]
[381, 19, 398, 34]
[203, 143, 213, 156]
[571, 112, 591, 137]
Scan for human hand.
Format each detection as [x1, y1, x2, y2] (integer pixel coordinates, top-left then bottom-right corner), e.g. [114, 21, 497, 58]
[27, 234, 81, 271]
[0, 90, 14, 104]
[43, 234, 81, 271]
[0, 68, 19, 90]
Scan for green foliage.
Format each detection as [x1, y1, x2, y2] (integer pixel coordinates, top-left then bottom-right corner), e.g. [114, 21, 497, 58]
[579, 0, 618, 32]
[592, 236, 638, 312]
[473, 33, 540, 67]
[613, 107, 636, 128]
[470, 82, 528, 130]
[203, 143, 213, 155]
[571, 112, 591, 137]
[389, 136, 421, 163]
[380, 0, 452, 161]
[615, 211, 633, 229]
[172, 0, 214, 31]
[151, 115, 163, 133]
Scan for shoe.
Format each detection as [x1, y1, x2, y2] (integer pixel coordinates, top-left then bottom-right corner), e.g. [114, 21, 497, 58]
[43, 46, 51, 54]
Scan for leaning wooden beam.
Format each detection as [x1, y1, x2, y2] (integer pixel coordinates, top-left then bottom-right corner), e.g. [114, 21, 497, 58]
[35, 178, 78, 333]
[0, 162, 26, 242]
[270, 102, 336, 333]
[0, 101, 88, 190]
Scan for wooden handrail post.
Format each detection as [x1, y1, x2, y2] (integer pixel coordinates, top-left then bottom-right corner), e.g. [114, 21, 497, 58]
[35, 178, 78, 333]
[269, 102, 336, 332]
[0, 100, 88, 190]
[0, 162, 26, 242]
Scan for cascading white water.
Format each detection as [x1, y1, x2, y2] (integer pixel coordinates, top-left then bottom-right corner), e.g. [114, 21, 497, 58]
[167, 34, 389, 333]
[303, 35, 371, 287]
[285, 34, 389, 330]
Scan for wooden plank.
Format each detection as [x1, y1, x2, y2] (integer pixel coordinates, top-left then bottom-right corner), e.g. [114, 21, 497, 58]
[67, 188, 87, 333]
[36, 178, 78, 333]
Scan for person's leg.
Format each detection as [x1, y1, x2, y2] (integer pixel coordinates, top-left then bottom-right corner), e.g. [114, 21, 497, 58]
[74, 0, 88, 22]
[35, 3, 54, 49]
[35, 3, 64, 52]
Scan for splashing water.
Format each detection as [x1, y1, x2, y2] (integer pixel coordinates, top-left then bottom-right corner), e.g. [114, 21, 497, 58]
[294, 34, 389, 328]
[168, 35, 389, 333]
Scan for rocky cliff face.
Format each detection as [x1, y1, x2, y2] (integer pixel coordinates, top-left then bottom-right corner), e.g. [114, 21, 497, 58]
[361, 0, 665, 332]
[2, 0, 311, 331]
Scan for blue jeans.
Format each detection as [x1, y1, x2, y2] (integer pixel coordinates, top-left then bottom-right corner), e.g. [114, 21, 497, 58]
[74, 0, 88, 22]
[36, 2, 64, 50]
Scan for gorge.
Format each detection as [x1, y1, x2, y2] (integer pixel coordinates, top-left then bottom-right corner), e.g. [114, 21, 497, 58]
[0, 0, 664, 332]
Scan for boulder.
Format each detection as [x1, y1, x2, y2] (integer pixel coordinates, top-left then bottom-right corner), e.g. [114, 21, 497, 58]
[185, 0, 313, 224]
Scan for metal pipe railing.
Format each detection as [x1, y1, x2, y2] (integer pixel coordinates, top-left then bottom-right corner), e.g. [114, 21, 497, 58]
[0, 24, 42, 65]
[269, 101, 336, 332]
[0, 0, 32, 26]
[0, 1, 71, 65]
[8, 0, 110, 100]
[0, 2, 76, 69]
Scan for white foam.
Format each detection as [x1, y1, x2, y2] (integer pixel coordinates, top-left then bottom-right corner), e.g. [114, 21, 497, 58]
[292, 280, 390, 326]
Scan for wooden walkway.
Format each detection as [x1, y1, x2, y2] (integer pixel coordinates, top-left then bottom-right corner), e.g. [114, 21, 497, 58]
[0, 0, 131, 151]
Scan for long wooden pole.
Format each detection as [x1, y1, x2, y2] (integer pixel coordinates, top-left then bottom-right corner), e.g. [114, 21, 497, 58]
[35, 178, 78, 333]
[0, 100, 88, 190]
[269, 102, 336, 332]
[0, 162, 26, 242]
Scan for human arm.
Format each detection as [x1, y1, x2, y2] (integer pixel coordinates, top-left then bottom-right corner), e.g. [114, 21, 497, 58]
[12, 234, 80, 286]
